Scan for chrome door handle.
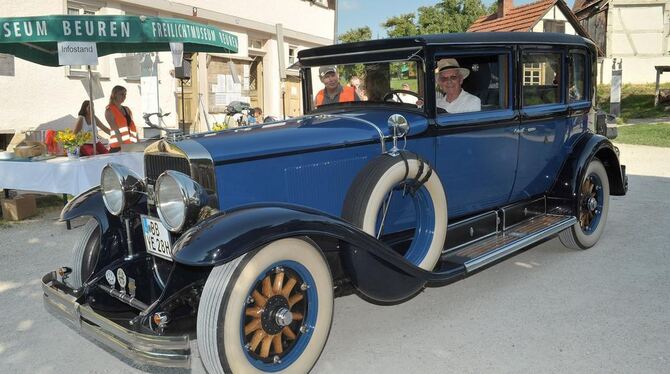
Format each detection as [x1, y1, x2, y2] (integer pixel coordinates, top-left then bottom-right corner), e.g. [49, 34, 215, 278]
[513, 128, 522, 134]
[525, 127, 537, 133]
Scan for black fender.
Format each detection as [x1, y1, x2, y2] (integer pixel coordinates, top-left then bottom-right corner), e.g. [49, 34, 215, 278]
[61, 186, 144, 276]
[549, 133, 627, 212]
[171, 203, 464, 304]
[61, 186, 119, 233]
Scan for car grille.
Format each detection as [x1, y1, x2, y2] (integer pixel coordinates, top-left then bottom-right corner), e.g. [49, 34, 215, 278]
[144, 153, 191, 182]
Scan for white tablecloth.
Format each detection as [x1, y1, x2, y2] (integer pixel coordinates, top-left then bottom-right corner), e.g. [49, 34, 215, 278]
[0, 152, 144, 196]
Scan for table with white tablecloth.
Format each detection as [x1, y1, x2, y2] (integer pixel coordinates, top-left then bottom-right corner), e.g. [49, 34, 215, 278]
[1, 152, 144, 228]
[0, 152, 144, 196]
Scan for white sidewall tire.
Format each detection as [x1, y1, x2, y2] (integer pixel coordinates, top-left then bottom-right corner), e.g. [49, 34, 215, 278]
[560, 159, 610, 249]
[197, 238, 334, 374]
[70, 218, 100, 288]
[359, 158, 447, 270]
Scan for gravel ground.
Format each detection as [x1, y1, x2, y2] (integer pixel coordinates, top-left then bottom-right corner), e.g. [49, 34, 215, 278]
[0, 143, 668, 374]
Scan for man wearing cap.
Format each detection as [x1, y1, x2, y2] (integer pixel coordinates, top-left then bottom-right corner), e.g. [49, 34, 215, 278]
[435, 58, 481, 114]
[315, 66, 360, 107]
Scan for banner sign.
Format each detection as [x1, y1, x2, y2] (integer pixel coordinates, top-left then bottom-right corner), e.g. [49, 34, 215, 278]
[58, 41, 98, 66]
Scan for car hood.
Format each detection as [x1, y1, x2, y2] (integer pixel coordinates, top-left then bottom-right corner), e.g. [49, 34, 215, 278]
[183, 109, 429, 164]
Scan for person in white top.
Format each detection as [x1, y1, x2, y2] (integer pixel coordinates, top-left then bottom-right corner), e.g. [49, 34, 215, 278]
[435, 58, 481, 114]
[74, 100, 112, 155]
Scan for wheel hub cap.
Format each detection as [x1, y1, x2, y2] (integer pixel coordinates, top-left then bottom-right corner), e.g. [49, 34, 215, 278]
[587, 197, 597, 211]
[274, 308, 293, 327]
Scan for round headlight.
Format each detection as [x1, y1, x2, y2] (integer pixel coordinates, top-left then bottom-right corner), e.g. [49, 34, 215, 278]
[155, 170, 208, 232]
[100, 163, 145, 216]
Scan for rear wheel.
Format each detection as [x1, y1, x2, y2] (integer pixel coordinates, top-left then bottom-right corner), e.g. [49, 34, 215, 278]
[197, 238, 333, 373]
[70, 218, 101, 288]
[559, 159, 610, 249]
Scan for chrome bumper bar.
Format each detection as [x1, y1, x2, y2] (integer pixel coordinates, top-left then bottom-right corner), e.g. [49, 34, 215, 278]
[41, 271, 191, 368]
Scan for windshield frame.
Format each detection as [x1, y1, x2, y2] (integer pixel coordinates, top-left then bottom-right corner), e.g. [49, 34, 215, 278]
[300, 47, 427, 114]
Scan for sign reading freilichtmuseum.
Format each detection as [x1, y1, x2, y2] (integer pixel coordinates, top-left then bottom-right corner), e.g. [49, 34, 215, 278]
[0, 15, 238, 66]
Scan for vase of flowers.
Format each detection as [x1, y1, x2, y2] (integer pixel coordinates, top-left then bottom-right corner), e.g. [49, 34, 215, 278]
[55, 129, 91, 159]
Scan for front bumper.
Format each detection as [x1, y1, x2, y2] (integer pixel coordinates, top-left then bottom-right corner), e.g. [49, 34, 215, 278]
[41, 271, 191, 368]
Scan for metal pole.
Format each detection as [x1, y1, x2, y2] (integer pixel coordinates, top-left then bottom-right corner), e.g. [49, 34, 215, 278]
[180, 79, 186, 133]
[88, 65, 98, 155]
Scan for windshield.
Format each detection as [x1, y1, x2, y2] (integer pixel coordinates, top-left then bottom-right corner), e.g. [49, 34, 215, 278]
[307, 60, 423, 111]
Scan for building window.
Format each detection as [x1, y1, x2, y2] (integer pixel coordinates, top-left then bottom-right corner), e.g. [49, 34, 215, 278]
[522, 52, 561, 106]
[66, 4, 98, 75]
[544, 20, 565, 33]
[288, 46, 297, 66]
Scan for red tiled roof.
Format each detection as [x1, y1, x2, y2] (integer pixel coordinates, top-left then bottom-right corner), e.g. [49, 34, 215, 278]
[468, 0, 556, 32]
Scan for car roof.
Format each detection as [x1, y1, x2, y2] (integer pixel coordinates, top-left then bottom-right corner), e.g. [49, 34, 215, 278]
[298, 32, 595, 61]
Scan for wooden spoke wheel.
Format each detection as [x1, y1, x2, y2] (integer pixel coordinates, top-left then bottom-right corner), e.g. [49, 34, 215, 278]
[197, 237, 333, 373]
[559, 159, 610, 250]
[243, 266, 307, 362]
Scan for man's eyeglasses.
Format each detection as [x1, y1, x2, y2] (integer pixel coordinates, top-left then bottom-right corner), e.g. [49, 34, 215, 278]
[438, 75, 460, 82]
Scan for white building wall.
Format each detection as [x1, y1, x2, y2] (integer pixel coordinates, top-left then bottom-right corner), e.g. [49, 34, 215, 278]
[601, 1, 670, 83]
[0, 0, 334, 139]
[531, 6, 578, 34]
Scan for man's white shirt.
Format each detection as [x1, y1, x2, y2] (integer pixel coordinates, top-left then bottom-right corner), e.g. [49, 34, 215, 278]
[436, 89, 481, 113]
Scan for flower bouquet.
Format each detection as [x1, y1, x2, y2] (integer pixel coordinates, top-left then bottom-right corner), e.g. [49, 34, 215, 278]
[55, 129, 91, 159]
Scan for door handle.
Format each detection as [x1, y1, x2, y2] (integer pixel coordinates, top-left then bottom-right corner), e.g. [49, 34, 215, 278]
[513, 128, 522, 134]
[525, 127, 537, 133]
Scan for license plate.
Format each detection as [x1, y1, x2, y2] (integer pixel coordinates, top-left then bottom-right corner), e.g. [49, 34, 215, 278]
[141, 215, 172, 261]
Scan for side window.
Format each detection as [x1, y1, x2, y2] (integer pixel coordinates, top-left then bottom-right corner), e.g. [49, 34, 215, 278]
[569, 53, 587, 102]
[435, 54, 508, 115]
[522, 52, 562, 106]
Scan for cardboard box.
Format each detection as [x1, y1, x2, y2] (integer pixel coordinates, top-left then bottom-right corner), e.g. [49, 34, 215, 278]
[1, 195, 37, 221]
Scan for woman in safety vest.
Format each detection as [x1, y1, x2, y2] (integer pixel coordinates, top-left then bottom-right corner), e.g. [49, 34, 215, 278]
[105, 85, 138, 152]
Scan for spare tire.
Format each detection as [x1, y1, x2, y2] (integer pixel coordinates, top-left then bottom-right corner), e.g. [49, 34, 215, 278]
[342, 151, 447, 270]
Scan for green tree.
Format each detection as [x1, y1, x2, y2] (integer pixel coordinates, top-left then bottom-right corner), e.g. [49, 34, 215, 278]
[336, 27, 372, 81]
[383, 0, 491, 37]
[338, 26, 372, 43]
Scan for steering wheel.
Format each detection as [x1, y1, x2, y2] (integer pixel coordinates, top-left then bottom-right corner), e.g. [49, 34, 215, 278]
[382, 89, 423, 104]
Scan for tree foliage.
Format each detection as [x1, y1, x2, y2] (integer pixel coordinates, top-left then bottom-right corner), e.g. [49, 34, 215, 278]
[338, 26, 372, 43]
[383, 0, 494, 38]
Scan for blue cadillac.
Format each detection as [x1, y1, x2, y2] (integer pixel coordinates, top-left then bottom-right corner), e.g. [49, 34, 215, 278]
[42, 32, 627, 373]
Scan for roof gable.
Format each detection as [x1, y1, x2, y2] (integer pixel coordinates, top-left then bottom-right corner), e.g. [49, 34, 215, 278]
[468, 0, 557, 32]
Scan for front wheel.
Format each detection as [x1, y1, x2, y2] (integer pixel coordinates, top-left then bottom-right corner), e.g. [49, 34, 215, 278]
[69, 218, 101, 288]
[197, 238, 334, 373]
[559, 159, 610, 249]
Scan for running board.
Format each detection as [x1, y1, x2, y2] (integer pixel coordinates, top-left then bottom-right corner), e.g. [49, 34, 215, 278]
[442, 214, 576, 273]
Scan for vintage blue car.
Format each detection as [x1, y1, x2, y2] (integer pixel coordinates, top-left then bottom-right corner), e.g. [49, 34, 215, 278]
[42, 32, 627, 373]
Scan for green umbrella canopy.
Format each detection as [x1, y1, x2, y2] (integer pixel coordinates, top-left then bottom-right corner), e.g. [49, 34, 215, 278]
[0, 15, 238, 66]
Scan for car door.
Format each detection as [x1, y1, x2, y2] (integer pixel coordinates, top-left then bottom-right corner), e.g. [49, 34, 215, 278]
[510, 47, 569, 201]
[433, 50, 519, 219]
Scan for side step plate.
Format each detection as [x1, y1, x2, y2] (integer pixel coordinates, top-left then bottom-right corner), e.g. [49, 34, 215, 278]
[442, 214, 576, 272]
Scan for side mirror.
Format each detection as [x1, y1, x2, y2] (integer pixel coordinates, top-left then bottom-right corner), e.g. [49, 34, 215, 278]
[387, 114, 409, 137]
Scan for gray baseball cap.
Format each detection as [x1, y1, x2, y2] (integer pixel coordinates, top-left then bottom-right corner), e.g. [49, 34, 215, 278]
[319, 65, 337, 78]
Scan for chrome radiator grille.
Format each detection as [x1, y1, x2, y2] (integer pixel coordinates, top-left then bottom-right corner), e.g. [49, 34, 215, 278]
[144, 154, 191, 182]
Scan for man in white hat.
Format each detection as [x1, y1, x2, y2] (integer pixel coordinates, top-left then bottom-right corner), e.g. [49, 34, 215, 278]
[314, 66, 360, 107]
[435, 58, 481, 113]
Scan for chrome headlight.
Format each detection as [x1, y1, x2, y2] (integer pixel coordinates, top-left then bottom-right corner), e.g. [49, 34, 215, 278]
[101, 163, 145, 216]
[155, 170, 208, 232]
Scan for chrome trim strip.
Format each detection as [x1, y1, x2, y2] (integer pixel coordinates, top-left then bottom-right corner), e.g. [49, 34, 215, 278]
[464, 216, 576, 272]
[41, 272, 191, 368]
[315, 113, 387, 153]
[299, 46, 422, 61]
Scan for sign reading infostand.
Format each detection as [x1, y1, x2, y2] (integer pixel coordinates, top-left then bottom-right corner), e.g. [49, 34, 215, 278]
[57, 41, 98, 66]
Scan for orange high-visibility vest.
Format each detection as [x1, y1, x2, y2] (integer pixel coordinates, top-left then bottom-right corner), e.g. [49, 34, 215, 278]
[107, 104, 138, 148]
[315, 86, 356, 106]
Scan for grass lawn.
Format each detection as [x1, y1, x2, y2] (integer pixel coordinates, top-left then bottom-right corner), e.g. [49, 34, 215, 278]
[614, 123, 670, 147]
[597, 83, 670, 121]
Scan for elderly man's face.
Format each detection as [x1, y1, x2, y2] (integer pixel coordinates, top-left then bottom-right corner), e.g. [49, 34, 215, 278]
[321, 71, 340, 91]
[437, 69, 463, 96]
